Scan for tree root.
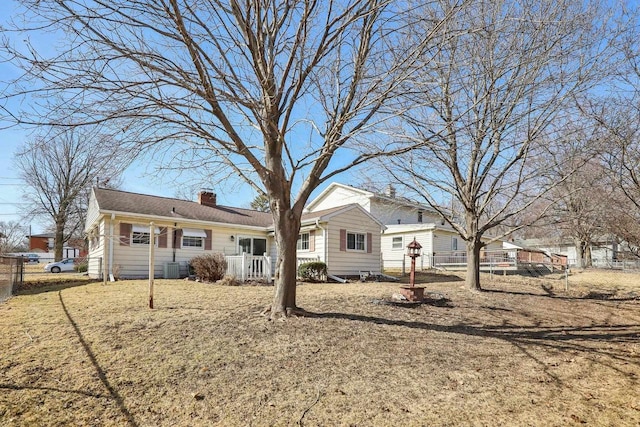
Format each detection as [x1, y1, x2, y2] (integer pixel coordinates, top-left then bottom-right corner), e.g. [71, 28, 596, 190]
[259, 305, 311, 321]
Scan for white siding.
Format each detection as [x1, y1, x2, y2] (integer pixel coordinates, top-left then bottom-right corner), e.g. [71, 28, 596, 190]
[109, 219, 270, 279]
[307, 186, 371, 213]
[296, 228, 325, 264]
[84, 191, 102, 233]
[370, 200, 442, 226]
[433, 229, 462, 254]
[324, 208, 382, 277]
[87, 218, 106, 279]
[484, 240, 503, 251]
[381, 231, 433, 270]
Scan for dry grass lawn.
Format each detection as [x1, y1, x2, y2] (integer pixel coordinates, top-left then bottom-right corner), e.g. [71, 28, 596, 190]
[1, 269, 639, 426]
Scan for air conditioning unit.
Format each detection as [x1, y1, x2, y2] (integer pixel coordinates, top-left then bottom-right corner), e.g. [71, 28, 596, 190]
[163, 262, 180, 279]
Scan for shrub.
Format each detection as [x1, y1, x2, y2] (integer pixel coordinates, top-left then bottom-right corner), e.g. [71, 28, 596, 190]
[74, 262, 88, 273]
[189, 253, 227, 282]
[298, 261, 327, 282]
[217, 275, 241, 286]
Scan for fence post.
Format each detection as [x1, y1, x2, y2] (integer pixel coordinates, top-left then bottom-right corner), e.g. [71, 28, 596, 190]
[241, 253, 247, 282]
[264, 253, 271, 283]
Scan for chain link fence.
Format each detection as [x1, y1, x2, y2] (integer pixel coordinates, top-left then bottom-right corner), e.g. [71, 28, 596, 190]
[0, 256, 24, 302]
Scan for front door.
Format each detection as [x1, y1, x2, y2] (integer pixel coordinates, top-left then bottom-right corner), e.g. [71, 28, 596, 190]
[238, 237, 267, 256]
[238, 237, 268, 278]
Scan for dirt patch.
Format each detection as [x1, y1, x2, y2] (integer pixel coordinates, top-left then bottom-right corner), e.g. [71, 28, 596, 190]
[1, 271, 639, 426]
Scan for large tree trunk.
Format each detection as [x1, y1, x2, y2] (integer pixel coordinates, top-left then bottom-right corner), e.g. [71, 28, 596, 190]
[575, 239, 586, 268]
[270, 206, 302, 320]
[584, 243, 593, 267]
[54, 219, 65, 262]
[466, 238, 482, 291]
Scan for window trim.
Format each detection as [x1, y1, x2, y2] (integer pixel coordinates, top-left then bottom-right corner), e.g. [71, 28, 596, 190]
[131, 224, 160, 246]
[392, 236, 403, 250]
[132, 230, 156, 246]
[346, 231, 366, 252]
[182, 235, 204, 249]
[297, 232, 310, 251]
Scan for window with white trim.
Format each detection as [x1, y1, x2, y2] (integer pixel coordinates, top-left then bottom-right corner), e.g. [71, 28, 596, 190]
[131, 225, 159, 246]
[182, 235, 203, 248]
[182, 228, 207, 249]
[392, 236, 403, 250]
[452, 237, 458, 251]
[347, 232, 366, 251]
[297, 232, 310, 251]
[132, 231, 151, 245]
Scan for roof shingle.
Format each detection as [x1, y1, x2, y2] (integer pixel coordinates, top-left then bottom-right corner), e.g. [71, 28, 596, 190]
[93, 188, 273, 228]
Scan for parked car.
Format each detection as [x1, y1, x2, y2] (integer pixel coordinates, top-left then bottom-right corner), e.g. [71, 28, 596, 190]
[24, 254, 40, 263]
[44, 258, 76, 273]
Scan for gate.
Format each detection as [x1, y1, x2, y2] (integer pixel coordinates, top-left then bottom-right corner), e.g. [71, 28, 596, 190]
[0, 256, 24, 302]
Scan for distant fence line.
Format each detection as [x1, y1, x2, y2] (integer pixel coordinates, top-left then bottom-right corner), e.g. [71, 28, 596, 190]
[571, 258, 640, 270]
[0, 256, 24, 303]
[382, 251, 640, 273]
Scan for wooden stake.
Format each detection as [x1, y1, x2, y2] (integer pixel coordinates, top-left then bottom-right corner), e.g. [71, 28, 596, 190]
[149, 222, 155, 309]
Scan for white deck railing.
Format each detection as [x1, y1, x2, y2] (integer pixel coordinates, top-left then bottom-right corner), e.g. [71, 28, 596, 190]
[225, 253, 272, 283]
[224, 254, 329, 283]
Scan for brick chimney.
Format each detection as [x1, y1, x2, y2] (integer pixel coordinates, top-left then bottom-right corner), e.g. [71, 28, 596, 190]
[198, 190, 217, 207]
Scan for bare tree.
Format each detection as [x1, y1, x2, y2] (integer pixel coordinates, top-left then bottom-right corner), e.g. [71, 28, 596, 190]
[1, 0, 457, 317]
[547, 157, 612, 268]
[384, 0, 617, 290]
[250, 193, 271, 213]
[15, 127, 125, 261]
[0, 221, 28, 254]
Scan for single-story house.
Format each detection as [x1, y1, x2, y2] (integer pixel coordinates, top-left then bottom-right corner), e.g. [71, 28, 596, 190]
[503, 241, 568, 271]
[507, 238, 613, 268]
[85, 187, 384, 280]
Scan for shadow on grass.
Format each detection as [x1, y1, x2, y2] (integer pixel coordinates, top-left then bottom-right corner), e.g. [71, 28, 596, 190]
[306, 311, 640, 345]
[371, 296, 455, 308]
[395, 272, 465, 285]
[0, 383, 105, 398]
[16, 279, 95, 296]
[483, 286, 640, 302]
[301, 309, 640, 383]
[58, 291, 138, 427]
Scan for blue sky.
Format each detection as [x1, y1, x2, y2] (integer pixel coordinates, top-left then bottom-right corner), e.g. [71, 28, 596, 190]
[0, 1, 376, 236]
[0, 2, 258, 233]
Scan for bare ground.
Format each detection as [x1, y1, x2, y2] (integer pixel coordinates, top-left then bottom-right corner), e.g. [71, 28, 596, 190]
[1, 270, 639, 426]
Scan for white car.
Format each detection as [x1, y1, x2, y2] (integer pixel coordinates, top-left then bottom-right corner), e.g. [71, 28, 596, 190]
[44, 258, 76, 273]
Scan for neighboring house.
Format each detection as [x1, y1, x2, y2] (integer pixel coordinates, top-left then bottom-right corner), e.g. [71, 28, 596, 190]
[305, 183, 449, 270]
[503, 241, 568, 271]
[508, 238, 617, 268]
[305, 183, 445, 226]
[305, 182, 502, 270]
[84, 187, 383, 280]
[380, 224, 466, 269]
[28, 232, 84, 261]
